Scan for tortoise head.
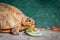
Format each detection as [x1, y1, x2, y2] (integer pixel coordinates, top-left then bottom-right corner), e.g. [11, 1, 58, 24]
[25, 17, 35, 26]
[22, 17, 35, 27]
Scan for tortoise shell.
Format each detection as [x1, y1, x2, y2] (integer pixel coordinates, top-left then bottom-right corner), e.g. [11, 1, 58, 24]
[0, 3, 27, 29]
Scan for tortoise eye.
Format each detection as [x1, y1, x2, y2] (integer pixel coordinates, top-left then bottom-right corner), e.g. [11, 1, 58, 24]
[26, 18, 31, 22]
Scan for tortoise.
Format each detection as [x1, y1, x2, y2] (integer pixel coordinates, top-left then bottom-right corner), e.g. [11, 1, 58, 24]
[0, 3, 35, 35]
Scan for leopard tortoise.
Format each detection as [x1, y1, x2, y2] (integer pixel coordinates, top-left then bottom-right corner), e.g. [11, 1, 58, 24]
[0, 3, 36, 35]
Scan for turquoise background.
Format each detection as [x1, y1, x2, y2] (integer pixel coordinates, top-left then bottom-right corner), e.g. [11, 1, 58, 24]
[0, 0, 60, 28]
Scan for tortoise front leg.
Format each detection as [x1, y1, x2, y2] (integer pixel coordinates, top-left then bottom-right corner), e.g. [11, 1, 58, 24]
[11, 24, 21, 35]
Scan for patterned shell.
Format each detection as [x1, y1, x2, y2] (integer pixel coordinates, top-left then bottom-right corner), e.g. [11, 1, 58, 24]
[0, 3, 27, 29]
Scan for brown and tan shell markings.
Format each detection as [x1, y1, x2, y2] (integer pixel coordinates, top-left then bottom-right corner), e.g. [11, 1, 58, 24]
[0, 3, 28, 29]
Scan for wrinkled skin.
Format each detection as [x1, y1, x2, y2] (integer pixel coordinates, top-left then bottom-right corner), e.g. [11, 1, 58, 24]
[0, 3, 35, 35]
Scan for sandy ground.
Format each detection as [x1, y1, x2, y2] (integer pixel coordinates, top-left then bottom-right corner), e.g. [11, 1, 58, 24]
[0, 29, 60, 40]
